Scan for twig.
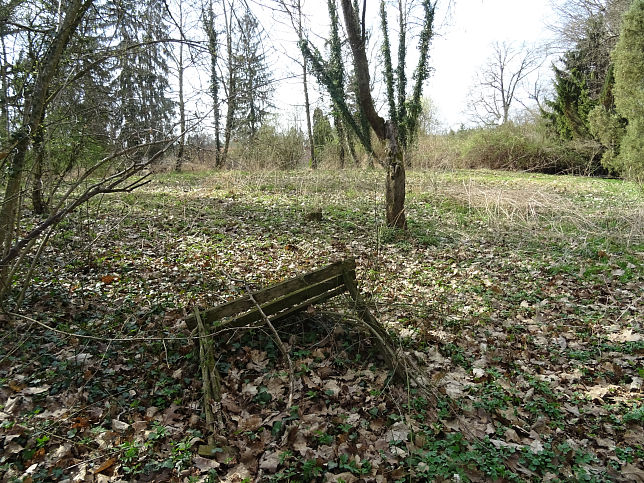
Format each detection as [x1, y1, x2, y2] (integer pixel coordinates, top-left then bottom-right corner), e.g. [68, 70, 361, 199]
[220, 269, 295, 409]
[3, 312, 261, 343]
[247, 289, 295, 409]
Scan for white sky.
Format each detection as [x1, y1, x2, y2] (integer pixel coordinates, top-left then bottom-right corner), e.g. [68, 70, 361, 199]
[257, 0, 559, 131]
[182, 0, 561, 133]
[428, 0, 558, 129]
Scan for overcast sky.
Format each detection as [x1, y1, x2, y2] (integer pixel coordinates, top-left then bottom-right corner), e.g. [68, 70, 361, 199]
[428, 0, 558, 129]
[256, 0, 560, 132]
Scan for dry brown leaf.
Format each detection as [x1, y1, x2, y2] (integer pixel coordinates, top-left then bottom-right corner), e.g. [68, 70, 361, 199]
[259, 451, 281, 473]
[93, 457, 116, 475]
[621, 463, 644, 482]
[193, 455, 220, 472]
[237, 414, 262, 432]
[101, 275, 117, 284]
[325, 472, 358, 483]
[624, 427, 644, 446]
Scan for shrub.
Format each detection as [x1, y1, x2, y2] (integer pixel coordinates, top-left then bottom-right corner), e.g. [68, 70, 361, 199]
[229, 125, 307, 170]
[612, 0, 644, 181]
[413, 122, 604, 175]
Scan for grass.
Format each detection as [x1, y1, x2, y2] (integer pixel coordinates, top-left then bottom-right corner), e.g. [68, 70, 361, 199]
[1, 168, 642, 481]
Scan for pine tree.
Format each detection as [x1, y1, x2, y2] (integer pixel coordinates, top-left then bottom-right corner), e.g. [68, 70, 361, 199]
[544, 12, 623, 141]
[232, 7, 273, 141]
[111, 0, 174, 150]
[312, 107, 333, 151]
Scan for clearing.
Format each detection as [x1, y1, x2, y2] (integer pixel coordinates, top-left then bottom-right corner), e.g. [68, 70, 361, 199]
[1, 169, 642, 482]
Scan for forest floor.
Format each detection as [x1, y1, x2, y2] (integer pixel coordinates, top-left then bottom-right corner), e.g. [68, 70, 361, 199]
[1, 168, 643, 482]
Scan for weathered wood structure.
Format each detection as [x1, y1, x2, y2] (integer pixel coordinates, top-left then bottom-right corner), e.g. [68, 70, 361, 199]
[185, 258, 357, 334]
[187, 258, 403, 457]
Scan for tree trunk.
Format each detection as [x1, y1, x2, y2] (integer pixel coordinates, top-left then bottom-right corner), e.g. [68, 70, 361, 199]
[0, 128, 30, 298]
[221, 1, 235, 166]
[203, 2, 222, 168]
[303, 61, 315, 169]
[384, 123, 406, 228]
[339, 0, 385, 140]
[298, 0, 315, 169]
[175, 36, 185, 171]
[346, 129, 359, 167]
[31, 122, 47, 215]
[175, 1, 186, 172]
[223, 86, 234, 165]
[0, 34, 9, 146]
[385, 161, 406, 228]
[333, 113, 345, 168]
[0, 0, 92, 298]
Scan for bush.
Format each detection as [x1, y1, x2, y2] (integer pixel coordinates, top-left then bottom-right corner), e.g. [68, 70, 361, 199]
[229, 125, 307, 170]
[413, 122, 605, 175]
[612, 0, 644, 181]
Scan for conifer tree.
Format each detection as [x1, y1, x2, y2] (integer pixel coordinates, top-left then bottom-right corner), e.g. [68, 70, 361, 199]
[111, 0, 174, 150]
[232, 7, 273, 140]
[612, 0, 644, 179]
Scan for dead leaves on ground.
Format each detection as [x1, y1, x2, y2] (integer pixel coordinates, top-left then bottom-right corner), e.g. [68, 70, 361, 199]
[0, 170, 642, 481]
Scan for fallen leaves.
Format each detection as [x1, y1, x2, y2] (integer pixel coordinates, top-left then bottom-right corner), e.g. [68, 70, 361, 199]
[1, 170, 642, 481]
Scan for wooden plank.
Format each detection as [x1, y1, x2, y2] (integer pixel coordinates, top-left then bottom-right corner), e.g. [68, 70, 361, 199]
[211, 285, 347, 333]
[186, 259, 356, 330]
[216, 277, 348, 330]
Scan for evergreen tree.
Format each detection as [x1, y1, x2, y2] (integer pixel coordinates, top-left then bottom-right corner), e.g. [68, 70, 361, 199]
[111, 0, 174, 150]
[544, 16, 612, 140]
[232, 7, 273, 141]
[312, 107, 333, 151]
[612, 0, 644, 179]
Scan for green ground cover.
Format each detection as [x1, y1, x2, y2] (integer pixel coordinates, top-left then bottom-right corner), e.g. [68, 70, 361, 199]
[1, 169, 642, 481]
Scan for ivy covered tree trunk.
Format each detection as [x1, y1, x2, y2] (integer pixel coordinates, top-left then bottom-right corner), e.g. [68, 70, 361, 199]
[203, 1, 222, 168]
[385, 124, 406, 228]
[31, 122, 47, 215]
[301, 0, 434, 229]
[340, 0, 406, 228]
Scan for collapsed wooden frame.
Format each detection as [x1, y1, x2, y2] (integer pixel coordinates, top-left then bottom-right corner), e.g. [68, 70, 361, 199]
[186, 258, 404, 456]
[185, 258, 358, 334]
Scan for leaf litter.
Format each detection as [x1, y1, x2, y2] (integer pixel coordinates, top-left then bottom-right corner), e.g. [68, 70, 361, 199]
[0, 169, 642, 482]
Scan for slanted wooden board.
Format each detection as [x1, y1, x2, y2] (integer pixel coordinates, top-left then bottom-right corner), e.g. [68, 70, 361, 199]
[185, 258, 357, 334]
[188, 257, 408, 457]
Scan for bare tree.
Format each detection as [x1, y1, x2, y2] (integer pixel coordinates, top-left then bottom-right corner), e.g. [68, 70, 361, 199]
[292, 0, 316, 168]
[172, 0, 187, 171]
[301, 0, 436, 228]
[548, 0, 631, 49]
[468, 41, 543, 126]
[0, 0, 94, 297]
[221, 0, 236, 165]
[0, 0, 180, 303]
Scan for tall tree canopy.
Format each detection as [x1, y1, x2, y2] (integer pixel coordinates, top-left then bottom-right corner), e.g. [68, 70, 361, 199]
[232, 7, 273, 141]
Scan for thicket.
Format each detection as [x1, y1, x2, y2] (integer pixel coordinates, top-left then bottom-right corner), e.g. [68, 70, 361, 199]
[541, 0, 643, 180]
[409, 122, 601, 175]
